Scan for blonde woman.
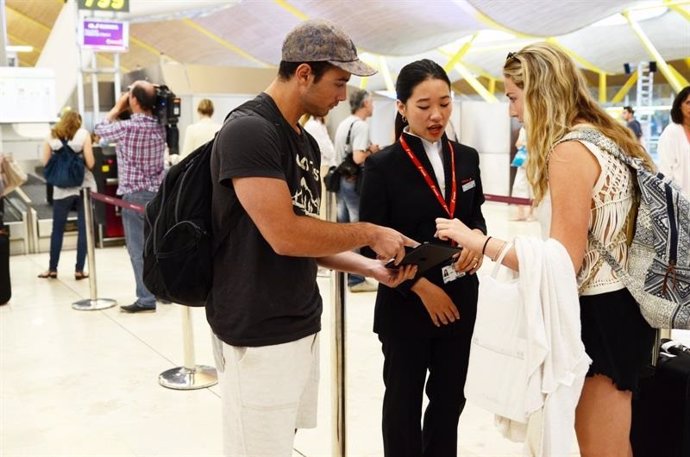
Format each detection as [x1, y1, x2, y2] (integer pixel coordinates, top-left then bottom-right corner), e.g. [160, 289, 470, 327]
[436, 43, 655, 456]
[39, 111, 95, 280]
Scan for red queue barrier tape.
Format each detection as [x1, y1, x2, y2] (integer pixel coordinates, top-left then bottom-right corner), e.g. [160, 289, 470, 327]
[91, 191, 145, 213]
[483, 194, 533, 206]
[90, 191, 527, 213]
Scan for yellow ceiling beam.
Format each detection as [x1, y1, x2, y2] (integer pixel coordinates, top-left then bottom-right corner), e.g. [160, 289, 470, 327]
[443, 34, 477, 73]
[545, 38, 608, 74]
[437, 48, 499, 80]
[181, 19, 268, 67]
[599, 73, 607, 104]
[274, 0, 309, 20]
[488, 78, 496, 94]
[378, 56, 395, 93]
[668, 64, 690, 88]
[665, 0, 690, 21]
[622, 10, 685, 93]
[611, 72, 639, 104]
[449, 62, 499, 102]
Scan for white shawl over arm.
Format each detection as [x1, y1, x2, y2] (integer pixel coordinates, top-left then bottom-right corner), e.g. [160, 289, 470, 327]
[513, 236, 591, 456]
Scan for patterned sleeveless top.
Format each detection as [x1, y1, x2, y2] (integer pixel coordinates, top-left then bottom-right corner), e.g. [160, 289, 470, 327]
[539, 125, 635, 296]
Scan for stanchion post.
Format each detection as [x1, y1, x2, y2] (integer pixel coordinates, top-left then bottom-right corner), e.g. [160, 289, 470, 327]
[72, 188, 117, 311]
[325, 189, 335, 222]
[158, 305, 218, 390]
[331, 270, 346, 457]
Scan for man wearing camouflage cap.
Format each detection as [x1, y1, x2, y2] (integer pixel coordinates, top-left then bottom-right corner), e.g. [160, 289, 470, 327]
[208, 20, 416, 456]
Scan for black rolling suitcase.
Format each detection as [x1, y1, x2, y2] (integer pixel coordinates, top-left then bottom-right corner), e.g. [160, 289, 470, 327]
[0, 226, 10, 305]
[631, 337, 690, 457]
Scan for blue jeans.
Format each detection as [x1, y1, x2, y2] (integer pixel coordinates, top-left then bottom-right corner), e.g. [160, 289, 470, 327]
[122, 191, 156, 307]
[336, 177, 364, 287]
[49, 195, 86, 272]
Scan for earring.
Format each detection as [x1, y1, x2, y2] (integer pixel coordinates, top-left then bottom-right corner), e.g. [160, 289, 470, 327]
[402, 115, 407, 123]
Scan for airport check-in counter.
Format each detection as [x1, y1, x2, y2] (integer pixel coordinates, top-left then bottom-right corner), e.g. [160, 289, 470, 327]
[3, 190, 31, 256]
[92, 145, 125, 247]
[3, 146, 126, 255]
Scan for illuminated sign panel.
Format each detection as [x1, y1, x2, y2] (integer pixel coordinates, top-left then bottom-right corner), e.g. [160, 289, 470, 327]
[79, 19, 129, 52]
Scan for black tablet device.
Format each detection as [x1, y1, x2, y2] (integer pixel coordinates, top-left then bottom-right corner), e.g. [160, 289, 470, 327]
[386, 243, 461, 274]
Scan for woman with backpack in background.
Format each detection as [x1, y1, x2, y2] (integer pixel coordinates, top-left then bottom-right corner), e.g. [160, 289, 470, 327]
[435, 43, 655, 457]
[38, 110, 95, 280]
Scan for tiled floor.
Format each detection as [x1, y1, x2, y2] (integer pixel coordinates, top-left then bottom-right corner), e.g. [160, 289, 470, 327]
[1, 203, 687, 457]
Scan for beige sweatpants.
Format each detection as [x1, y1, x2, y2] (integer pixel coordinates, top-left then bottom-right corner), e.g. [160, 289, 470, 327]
[212, 333, 320, 457]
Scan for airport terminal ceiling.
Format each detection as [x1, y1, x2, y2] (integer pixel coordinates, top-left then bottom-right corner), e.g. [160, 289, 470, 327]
[4, 0, 690, 94]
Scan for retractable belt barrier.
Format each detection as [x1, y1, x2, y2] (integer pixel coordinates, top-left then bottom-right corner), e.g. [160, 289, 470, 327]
[78, 189, 217, 390]
[483, 193, 533, 206]
[90, 191, 145, 213]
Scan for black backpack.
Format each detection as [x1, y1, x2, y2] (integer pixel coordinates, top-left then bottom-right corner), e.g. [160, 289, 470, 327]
[143, 95, 319, 306]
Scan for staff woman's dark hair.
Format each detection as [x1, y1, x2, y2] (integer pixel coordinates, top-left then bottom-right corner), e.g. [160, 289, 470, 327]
[394, 59, 452, 138]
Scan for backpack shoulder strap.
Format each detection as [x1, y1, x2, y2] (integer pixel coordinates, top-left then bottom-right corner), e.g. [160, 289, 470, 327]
[345, 119, 358, 147]
[212, 95, 297, 252]
[57, 138, 76, 154]
[555, 127, 645, 172]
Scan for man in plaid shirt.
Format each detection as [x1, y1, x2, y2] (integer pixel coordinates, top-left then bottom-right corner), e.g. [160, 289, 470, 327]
[95, 80, 166, 313]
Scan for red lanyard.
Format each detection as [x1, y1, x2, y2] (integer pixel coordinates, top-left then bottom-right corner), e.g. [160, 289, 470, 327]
[399, 135, 457, 218]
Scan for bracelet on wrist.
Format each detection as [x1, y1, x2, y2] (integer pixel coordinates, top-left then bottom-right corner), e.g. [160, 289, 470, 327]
[492, 241, 508, 262]
[481, 236, 492, 256]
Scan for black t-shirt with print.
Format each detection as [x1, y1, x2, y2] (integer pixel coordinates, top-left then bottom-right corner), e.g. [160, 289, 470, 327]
[207, 93, 323, 347]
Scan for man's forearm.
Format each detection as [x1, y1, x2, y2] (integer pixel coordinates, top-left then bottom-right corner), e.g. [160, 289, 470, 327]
[268, 215, 379, 258]
[316, 251, 380, 277]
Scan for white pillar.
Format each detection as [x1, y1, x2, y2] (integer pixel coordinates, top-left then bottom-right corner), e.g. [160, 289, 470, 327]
[36, 0, 80, 111]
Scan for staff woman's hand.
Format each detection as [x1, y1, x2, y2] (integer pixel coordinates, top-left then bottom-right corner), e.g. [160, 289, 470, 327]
[453, 247, 483, 275]
[435, 217, 474, 246]
[411, 278, 460, 327]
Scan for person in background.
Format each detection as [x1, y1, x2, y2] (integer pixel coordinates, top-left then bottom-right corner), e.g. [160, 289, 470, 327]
[622, 105, 643, 143]
[658, 86, 690, 198]
[208, 20, 416, 457]
[436, 43, 656, 457]
[510, 125, 534, 221]
[38, 110, 95, 281]
[303, 114, 336, 218]
[333, 89, 381, 292]
[180, 98, 222, 158]
[95, 81, 166, 313]
[359, 59, 486, 457]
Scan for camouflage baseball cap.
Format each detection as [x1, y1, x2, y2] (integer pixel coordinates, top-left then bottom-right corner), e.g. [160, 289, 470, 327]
[282, 20, 377, 77]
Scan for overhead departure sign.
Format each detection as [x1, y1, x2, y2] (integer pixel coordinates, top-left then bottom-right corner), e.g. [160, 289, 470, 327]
[79, 19, 129, 52]
[78, 0, 129, 13]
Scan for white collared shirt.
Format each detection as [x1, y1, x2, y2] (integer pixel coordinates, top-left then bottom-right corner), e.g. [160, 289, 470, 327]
[404, 128, 445, 197]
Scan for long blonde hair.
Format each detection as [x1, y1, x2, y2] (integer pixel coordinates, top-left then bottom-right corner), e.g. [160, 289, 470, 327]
[51, 110, 82, 142]
[503, 42, 654, 204]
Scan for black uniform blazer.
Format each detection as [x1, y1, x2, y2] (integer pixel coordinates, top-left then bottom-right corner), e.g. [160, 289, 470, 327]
[360, 132, 486, 338]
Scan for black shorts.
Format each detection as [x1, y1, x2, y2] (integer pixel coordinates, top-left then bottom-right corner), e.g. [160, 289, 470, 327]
[580, 287, 655, 394]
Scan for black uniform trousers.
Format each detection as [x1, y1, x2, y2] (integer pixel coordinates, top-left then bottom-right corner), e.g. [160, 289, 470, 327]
[379, 333, 472, 457]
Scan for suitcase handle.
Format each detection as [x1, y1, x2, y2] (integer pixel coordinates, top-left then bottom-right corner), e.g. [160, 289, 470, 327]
[652, 328, 673, 366]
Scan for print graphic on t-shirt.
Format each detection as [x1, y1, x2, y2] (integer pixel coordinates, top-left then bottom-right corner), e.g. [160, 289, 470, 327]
[293, 154, 320, 216]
